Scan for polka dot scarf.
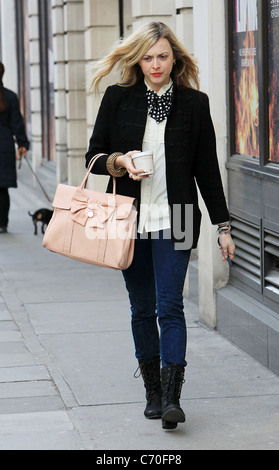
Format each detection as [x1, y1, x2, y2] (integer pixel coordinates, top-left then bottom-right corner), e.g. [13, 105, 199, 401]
[146, 85, 174, 123]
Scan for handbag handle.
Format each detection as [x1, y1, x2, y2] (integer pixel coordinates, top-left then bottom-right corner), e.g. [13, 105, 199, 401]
[81, 153, 117, 195]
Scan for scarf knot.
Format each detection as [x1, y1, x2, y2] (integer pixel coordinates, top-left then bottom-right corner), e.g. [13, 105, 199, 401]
[146, 85, 173, 123]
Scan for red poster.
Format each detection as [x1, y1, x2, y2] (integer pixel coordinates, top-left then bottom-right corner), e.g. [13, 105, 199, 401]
[232, 0, 259, 158]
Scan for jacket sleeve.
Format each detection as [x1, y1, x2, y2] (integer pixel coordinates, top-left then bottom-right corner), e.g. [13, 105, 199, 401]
[9, 93, 30, 150]
[85, 87, 114, 175]
[193, 93, 230, 224]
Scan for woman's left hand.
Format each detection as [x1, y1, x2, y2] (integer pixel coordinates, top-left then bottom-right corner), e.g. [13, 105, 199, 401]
[218, 233, 235, 262]
[16, 147, 28, 159]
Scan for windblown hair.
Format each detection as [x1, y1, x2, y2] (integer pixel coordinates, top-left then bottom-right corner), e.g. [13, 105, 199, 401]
[91, 22, 199, 91]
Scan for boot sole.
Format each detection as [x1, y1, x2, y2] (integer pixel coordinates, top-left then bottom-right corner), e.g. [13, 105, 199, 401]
[162, 407, 185, 424]
[145, 412, 162, 420]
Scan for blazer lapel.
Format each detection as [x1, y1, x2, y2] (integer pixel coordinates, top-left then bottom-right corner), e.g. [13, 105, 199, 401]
[118, 81, 148, 149]
[165, 86, 193, 159]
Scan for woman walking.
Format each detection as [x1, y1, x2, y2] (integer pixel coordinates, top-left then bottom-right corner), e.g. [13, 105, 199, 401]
[0, 61, 30, 233]
[85, 22, 235, 429]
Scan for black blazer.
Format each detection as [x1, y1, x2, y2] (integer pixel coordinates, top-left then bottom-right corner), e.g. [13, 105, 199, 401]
[85, 80, 230, 248]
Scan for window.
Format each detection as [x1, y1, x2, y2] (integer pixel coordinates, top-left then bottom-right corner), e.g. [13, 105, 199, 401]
[227, 0, 279, 312]
[232, 0, 259, 158]
[229, 0, 279, 167]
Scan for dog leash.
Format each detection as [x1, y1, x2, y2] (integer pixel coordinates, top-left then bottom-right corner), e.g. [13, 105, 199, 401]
[18, 153, 52, 203]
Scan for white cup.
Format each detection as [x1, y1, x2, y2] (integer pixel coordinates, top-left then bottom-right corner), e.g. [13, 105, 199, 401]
[132, 151, 154, 176]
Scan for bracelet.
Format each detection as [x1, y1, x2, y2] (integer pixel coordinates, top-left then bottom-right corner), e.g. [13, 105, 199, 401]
[106, 152, 127, 177]
[218, 222, 230, 227]
[217, 223, 231, 235]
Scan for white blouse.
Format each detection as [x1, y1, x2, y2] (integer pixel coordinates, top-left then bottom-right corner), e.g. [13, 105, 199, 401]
[137, 80, 173, 234]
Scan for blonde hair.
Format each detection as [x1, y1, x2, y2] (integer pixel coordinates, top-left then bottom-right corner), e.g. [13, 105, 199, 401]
[91, 22, 199, 91]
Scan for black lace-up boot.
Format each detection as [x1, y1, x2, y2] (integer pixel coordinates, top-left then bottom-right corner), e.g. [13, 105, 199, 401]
[161, 364, 186, 429]
[137, 356, 162, 419]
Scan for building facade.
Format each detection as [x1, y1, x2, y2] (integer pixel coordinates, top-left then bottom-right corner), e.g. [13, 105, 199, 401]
[0, 0, 278, 375]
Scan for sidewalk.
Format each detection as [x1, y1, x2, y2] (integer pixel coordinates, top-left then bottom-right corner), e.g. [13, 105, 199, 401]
[0, 160, 279, 450]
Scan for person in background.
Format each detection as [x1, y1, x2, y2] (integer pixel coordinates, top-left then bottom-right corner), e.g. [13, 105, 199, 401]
[0, 61, 30, 233]
[85, 22, 235, 430]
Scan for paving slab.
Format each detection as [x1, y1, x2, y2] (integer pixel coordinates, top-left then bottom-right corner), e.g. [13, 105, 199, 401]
[0, 341, 35, 368]
[25, 300, 131, 335]
[72, 392, 279, 451]
[0, 309, 13, 321]
[0, 396, 65, 415]
[0, 365, 50, 383]
[0, 410, 73, 434]
[0, 430, 87, 451]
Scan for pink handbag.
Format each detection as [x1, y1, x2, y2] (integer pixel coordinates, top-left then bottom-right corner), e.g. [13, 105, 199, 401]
[43, 154, 137, 270]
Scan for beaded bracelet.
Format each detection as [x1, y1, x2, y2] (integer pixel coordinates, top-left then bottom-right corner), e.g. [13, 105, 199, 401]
[106, 152, 127, 177]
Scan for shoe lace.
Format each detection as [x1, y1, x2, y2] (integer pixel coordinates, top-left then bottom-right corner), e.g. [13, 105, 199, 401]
[134, 366, 141, 379]
[163, 367, 185, 405]
[134, 358, 161, 398]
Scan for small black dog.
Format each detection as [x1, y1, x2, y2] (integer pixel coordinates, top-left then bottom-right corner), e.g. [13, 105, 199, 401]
[28, 208, 53, 235]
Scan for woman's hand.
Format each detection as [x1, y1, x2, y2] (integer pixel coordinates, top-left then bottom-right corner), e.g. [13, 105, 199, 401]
[16, 147, 28, 159]
[16, 147, 28, 169]
[115, 151, 150, 181]
[218, 233, 235, 262]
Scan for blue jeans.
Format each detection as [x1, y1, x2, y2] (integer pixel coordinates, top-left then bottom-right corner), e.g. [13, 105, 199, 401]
[122, 230, 191, 367]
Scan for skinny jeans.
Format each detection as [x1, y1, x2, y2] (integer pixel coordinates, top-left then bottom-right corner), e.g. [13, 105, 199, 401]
[122, 230, 191, 367]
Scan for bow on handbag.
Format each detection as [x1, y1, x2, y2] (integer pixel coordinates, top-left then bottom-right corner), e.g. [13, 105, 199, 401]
[71, 189, 116, 229]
